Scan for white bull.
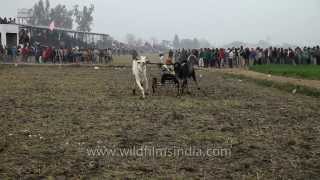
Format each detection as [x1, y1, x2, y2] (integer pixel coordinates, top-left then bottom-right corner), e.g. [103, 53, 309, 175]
[132, 56, 149, 98]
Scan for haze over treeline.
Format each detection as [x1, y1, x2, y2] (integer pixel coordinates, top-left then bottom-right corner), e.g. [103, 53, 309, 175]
[2, 0, 320, 47]
[16, 0, 213, 48]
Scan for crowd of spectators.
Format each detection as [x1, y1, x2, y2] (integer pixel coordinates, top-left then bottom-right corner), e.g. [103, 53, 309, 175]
[172, 46, 320, 68]
[0, 26, 133, 64]
[1, 24, 320, 67]
[1, 44, 320, 66]
[0, 42, 132, 64]
[0, 17, 16, 24]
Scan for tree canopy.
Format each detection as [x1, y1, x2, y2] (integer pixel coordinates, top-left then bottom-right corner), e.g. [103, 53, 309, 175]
[50, 4, 73, 29]
[74, 4, 95, 32]
[29, 0, 51, 26]
[28, 0, 94, 31]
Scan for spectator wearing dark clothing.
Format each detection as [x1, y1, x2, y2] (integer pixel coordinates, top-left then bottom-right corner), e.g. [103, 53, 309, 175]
[316, 46, 320, 65]
[0, 17, 16, 24]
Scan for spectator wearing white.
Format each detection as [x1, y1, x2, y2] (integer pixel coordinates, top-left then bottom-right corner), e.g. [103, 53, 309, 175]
[228, 49, 234, 68]
[257, 48, 263, 65]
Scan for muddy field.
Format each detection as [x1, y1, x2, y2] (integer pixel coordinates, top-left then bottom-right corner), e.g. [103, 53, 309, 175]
[0, 63, 320, 179]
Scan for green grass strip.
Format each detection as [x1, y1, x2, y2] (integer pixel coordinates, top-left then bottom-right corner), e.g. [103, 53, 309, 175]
[250, 65, 320, 80]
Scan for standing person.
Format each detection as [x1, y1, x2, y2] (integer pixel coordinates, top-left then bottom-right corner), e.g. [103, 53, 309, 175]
[48, 47, 54, 63]
[35, 44, 42, 64]
[11, 46, 17, 63]
[117, 48, 120, 56]
[283, 49, 288, 64]
[239, 46, 245, 68]
[206, 48, 211, 67]
[21, 45, 29, 62]
[93, 48, 99, 64]
[213, 48, 219, 68]
[62, 48, 70, 63]
[234, 48, 240, 67]
[204, 48, 210, 67]
[5, 46, 10, 62]
[208, 48, 214, 68]
[249, 48, 256, 66]
[272, 47, 277, 64]
[3, 17, 8, 24]
[267, 47, 272, 64]
[295, 47, 302, 65]
[288, 48, 296, 65]
[228, 48, 234, 68]
[248, 48, 253, 66]
[218, 48, 225, 68]
[263, 48, 268, 64]
[0, 44, 4, 62]
[107, 48, 113, 62]
[310, 47, 317, 65]
[301, 47, 308, 64]
[42, 47, 49, 63]
[199, 49, 205, 68]
[53, 48, 58, 64]
[73, 48, 80, 64]
[256, 48, 263, 65]
[280, 48, 285, 64]
[57, 47, 64, 64]
[98, 49, 104, 64]
[316, 46, 320, 65]
[52, 47, 57, 64]
[211, 48, 217, 68]
[244, 48, 250, 68]
[277, 48, 280, 64]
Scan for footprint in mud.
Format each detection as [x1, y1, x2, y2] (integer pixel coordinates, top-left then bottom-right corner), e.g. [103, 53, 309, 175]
[171, 111, 184, 120]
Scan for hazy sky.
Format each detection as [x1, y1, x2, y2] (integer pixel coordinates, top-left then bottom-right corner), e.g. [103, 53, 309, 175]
[1, 0, 320, 46]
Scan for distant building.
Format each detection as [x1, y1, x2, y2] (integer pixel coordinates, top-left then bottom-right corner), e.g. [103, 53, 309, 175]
[0, 24, 19, 48]
[17, 8, 32, 25]
[1, 23, 112, 49]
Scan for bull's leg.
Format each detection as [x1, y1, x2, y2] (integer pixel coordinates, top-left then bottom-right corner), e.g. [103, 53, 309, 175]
[176, 81, 181, 97]
[182, 78, 187, 94]
[132, 75, 137, 96]
[136, 79, 145, 98]
[132, 82, 136, 95]
[181, 79, 188, 95]
[144, 77, 149, 96]
[152, 78, 157, 94]
[172, 77, 180, 96]
[185, 80, 191, 95]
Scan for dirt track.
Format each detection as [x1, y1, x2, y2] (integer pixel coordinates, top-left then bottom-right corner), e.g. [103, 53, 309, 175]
[0, 65, 320, 179]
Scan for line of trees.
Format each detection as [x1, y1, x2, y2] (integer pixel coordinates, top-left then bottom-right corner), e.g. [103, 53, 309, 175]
[124, 33, 212, 50]
[125, 34, 211, 49]
[173, 34, 211, 49]
[28, 0, 94, 32]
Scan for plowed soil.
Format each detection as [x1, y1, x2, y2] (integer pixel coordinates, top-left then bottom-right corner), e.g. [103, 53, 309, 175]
[0, 64, 319, 179]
